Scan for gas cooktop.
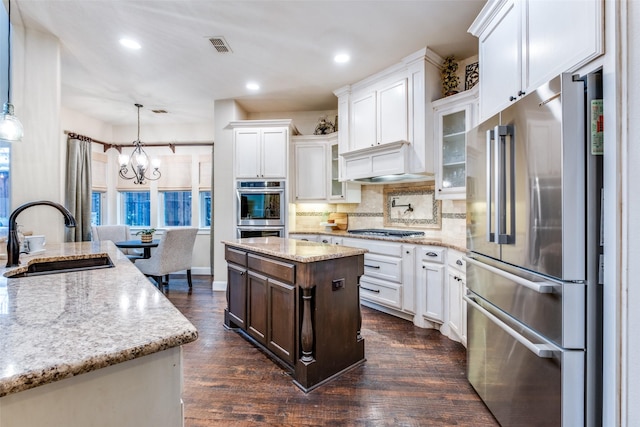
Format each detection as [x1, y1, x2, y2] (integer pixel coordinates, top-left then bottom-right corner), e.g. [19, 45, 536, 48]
[347, 229, 425, 238]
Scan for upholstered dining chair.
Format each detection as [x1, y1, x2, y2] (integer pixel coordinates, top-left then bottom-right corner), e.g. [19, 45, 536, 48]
[134, 227, 198, 288]
[91, 225, 143, 261]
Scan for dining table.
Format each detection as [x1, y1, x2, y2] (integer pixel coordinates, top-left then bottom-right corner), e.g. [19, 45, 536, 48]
[114, 239, 160, 259]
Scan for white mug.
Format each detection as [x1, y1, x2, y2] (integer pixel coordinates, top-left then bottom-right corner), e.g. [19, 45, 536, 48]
[26, 235, 46, 252]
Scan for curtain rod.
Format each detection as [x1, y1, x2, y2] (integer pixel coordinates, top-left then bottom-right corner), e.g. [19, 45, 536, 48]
[64, 130, 214, 153]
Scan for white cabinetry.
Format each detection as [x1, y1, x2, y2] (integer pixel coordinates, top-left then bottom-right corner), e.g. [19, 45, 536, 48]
[292, 134, 360, 203]
[351, 78, 407, 151]
[334, 48, 442, 181]
[231, 120, 292, 179]
[417, 246, 446, 325]
[445, 249, 467, 346]
[288, 233, 319, 242]
[341, 237, 408, 315]
[432, 87, 479, 199]
[469, 0, 603, 121]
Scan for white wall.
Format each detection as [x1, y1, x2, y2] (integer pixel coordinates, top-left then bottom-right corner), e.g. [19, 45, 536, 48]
[9, 25, 66, 242]
[212, 99, 246, 290]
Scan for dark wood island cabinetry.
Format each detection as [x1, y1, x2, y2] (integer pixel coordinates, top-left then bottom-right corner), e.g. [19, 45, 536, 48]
[222, 237, 367, 392]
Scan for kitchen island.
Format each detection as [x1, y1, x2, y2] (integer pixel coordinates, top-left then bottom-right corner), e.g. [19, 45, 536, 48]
[0, 241, 198, 427]
[222, 237, 367, 392]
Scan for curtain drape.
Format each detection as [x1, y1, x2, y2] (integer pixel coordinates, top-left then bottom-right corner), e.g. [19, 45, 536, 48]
[65, 136, 92, 242]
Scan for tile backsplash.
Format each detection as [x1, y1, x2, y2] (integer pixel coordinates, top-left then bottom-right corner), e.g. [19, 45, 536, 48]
[289, 182, 466, 246]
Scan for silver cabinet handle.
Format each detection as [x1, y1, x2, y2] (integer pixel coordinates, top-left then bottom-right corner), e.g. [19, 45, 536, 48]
[361, 286, 380, 293]
[464, 256, 557, 294]
[464, 294, 556, 358]
[364, 264, 380, 269]
[425, 251, 438, 257]
[456, 259, 463, 266]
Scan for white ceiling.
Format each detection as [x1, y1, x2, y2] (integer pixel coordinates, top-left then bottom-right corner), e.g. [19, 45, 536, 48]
[11, 0, 486, 126]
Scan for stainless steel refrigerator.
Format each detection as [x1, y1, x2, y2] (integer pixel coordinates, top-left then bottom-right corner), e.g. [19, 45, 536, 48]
[465, 72, 603, 426]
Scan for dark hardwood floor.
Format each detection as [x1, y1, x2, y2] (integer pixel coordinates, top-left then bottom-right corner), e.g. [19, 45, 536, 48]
[162, 275, 499, 426]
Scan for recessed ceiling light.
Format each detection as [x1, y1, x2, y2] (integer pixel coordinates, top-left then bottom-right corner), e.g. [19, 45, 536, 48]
[246, 82, 260, 90]
[119, 38, 141, 50]
[334, 53, 350, 63]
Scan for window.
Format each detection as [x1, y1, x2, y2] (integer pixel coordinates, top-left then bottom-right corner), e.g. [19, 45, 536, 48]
[91, 191, 104, 225]
[120, 191, 151, 226]
[200, 191, 211, 227]
[161, 191, 191, 226]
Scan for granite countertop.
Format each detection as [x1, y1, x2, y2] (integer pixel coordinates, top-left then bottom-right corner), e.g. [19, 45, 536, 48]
[0, 241, 198, 398]
[289, 230, 467, 253]
[222, 237, 368, 263]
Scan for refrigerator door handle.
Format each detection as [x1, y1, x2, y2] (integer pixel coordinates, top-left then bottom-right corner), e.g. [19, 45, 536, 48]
[486, 129, 495, 243]
[464, 294, 557, 358]
[494, 125, 515, 244]
[464, 256, 558, 294]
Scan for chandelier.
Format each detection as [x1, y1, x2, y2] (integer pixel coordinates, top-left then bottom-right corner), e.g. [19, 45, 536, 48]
[118, 103, 161, 184]
[0, 0, 23, 142]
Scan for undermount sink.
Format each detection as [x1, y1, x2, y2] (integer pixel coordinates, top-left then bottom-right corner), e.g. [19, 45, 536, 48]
[4, 255, 114, 278]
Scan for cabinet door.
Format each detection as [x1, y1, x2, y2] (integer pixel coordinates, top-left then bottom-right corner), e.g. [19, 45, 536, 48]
[420, 261, 445, 322]
[436, 103, 472, 199]
[227, 264, 247, 329]
[377, 78, 408, 145]
[261, 128, 287, 178]
[267, 279, 296, 365]
[294, 143, 327, 201]
[234, 129, 261, 178]
[247, 271, 268, 345]
[447, 269, 463, 341]
[351, 90, 377, 151]
[477, 0, 522, 120]
[526, 0, 603, 91]
[401, 245, 416, 314]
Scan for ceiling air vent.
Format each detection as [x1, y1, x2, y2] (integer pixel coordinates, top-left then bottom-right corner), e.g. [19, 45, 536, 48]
[209, 36, 232, 53]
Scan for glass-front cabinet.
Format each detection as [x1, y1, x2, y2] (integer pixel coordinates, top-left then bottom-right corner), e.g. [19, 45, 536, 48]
[433, 86, 479, 200]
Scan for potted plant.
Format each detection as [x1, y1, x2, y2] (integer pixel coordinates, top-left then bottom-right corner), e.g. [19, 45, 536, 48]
[136, 228, 156, 243]
[441, 55, 460, 97]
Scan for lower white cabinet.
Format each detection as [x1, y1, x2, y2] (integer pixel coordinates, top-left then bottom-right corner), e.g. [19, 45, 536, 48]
[417, 246, 446, 324]
[445, 249, 467, 346]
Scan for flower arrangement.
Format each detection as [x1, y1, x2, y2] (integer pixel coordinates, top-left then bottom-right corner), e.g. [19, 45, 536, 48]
[441, 55, 460, 97]
[136, 228, 156, 243]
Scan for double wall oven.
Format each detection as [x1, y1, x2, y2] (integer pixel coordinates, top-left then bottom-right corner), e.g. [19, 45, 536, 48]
[236, 180, 286, 238]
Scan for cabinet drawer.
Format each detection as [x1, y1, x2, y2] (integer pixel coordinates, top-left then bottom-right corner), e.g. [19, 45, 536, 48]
[341, 237, 403, 257]
[360, 276, 401, 309]
[448, 249, 466, 272]
[419, 246, 445, 263]
[247, 254, 295, 284]
[225, 247, 247, 266]
[363, 253, 402, 283]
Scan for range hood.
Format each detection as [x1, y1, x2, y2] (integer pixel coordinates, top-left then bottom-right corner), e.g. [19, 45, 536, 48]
[341, 140, 433, 184]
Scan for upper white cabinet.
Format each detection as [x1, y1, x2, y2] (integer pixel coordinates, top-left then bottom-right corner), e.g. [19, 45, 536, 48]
[334, 48, 442, 180]
[291, 134, 360, 203]
[469, 0, 603, 121]
[432, 86, 479, 199]
[351, 77, 408, 151]
[230, 120, 292, 179]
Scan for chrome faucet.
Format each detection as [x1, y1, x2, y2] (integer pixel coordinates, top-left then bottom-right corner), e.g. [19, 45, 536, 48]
[6, 201, 77, 267]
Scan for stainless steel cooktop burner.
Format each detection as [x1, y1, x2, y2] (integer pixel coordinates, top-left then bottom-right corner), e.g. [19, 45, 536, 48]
[347, 228, 425, 238]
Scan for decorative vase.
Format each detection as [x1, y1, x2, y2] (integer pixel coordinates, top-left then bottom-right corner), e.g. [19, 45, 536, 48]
[140, 234, 153, 243]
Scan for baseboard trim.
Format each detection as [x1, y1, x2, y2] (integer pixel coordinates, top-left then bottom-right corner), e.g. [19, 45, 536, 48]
[212, 280, 227, 291]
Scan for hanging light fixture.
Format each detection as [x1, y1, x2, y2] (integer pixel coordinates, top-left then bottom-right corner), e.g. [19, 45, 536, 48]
[0, 0, 23, 142]
[118, 103, 161, 184]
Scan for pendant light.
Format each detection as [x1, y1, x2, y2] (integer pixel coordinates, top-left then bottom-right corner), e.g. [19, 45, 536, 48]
[118, 103, 161, 184]
[0, 0, 23, 142]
